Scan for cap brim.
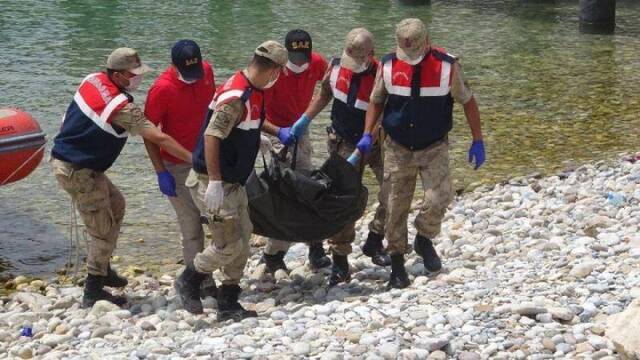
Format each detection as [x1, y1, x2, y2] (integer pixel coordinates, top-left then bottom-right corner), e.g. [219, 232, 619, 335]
[340, 51, 365, 72]
[179, 64, 204, 81]
[129, 63, 152, 75]
[288, 51, 311, 63]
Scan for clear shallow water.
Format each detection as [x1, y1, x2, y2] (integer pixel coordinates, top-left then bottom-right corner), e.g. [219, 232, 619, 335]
[1, 0, 639, 276]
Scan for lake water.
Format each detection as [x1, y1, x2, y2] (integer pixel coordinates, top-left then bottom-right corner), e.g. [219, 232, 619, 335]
[1, 0, 639, 276]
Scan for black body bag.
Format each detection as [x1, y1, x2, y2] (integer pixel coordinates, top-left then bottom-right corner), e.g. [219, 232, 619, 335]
[245, 143, 368, 242]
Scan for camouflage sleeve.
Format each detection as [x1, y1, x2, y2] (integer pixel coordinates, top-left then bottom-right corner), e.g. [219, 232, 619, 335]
[204, 99, 244, 140]
[111, 103, 155, 136]
[450, 61, 473, 105]
[369, 66, 388, 105]
[319, 69, 332, 100]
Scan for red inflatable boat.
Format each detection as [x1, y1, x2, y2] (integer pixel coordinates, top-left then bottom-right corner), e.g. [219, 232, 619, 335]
[0, 108, 47, 186]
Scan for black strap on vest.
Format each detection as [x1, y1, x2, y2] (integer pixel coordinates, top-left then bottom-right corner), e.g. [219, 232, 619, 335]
[347, 73, 362, 108]
[410, 55, 428, 99]
[410, 64, 422, 99]
[112, 92, 135, 135]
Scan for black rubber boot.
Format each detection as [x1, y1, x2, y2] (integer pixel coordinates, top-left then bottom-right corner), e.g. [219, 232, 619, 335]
[329, 254, 351, 286]
[388, 254, 410, 289]
[259, 251, 288, 274]
[200, 273, 218, 299]
[174, 265, 207, 314]
[102, 264, 128, 288]
[414, 235, 442, 273]
[82, 274, 127, 308]
[308, 242, 331, 270]
[361, 232, 392, 267]
[217, 284, 258, 322]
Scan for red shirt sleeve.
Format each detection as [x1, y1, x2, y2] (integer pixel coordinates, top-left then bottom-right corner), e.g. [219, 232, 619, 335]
[204, 61, 217, 97]
[313, 53, 329, 82]
[144, 82, 168, 127]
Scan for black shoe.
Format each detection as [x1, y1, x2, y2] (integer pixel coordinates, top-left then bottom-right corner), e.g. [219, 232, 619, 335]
[82, 274, 127, 308]
[102, 264, 128, 288]
[259, 251, 288, 274]
[217, 284, 258, 322]
[388, 255, 410, 289]
[308, 242, 331, 270]
[414, 235, 442, 273]
[200, 274, 218, 299]
[362, 232, 392, 267]
[329, 254, 351, 286]
[174, 265, 206, 314]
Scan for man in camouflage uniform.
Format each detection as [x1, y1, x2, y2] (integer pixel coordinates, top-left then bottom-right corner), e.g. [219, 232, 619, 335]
[358, 19, 486, 289]
[175, 41, 288, 321]
[51, 48, 193, 307]
[292, 28, 392, 285]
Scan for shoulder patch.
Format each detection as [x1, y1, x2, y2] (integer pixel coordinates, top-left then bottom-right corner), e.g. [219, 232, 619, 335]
[381, 53, 397, 64]
[331, 57, 341, 66]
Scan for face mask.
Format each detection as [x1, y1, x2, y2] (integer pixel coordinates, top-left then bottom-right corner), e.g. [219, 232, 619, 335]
[178, 72, 197, 84]
[125, 74, 143, 92]
[405, 54, 425, 66]
[262, 72, 279, 89]
[286, 60, 309, 74]
[351, 62, 369, 74]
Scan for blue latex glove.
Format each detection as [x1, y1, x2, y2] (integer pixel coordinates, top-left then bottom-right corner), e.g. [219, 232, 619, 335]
[157, 170, 177, 197]
[290, 114, 311, 138]
[468, 140, 486, 170]
[346, 150, 360, 166]
[356, 133, 373, 154]
[278, 127, 295, 145]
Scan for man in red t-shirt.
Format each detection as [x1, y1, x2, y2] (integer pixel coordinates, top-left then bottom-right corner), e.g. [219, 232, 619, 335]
[143, 40, 217, 296]
[258, 29, 332, 272]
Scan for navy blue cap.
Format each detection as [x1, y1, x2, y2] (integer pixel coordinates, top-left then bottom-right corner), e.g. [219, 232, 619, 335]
[171, 39, 204, 80]
[285, 29, 312, 63]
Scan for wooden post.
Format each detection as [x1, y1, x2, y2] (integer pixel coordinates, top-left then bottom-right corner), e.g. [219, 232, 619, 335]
[580, 0, 616, 34]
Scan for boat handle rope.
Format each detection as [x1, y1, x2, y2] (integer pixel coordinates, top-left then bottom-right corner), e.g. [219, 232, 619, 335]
[0, 143, 46, 186]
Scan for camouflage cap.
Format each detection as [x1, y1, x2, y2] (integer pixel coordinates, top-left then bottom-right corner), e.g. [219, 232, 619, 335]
[254, 41, 288, 67]
[340, 28, 374, 72]
[395, 18, 428, 63]
[106, 48, 151, 75]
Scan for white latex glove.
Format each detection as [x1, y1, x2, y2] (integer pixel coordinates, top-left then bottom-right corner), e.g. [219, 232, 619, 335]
[205, 180, 224, 213]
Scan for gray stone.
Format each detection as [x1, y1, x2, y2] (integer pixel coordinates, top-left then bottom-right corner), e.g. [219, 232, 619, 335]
[271, 310, 287, 321]
[40, 334, 72, 348]
[458, 351, 481, 360]
[378, 342, 399, 360]
[233, 334, 254, 348]
[606, 300, 640, 358]
[549, 307, 574, 321]
[556, 343, 573, 354]
[91, 326, 114, 338]
[570, 262, 595, 278]
[513, 302, 547, 316]
[427, 350, 447, 360]
[536, 313, 553, 323]
[90, 300, 120, 317]
[291, 342, 311, 355]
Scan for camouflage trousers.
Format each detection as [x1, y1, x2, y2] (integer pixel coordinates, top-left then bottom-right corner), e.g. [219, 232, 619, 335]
[326, 133, 389, 256]
[262, 132, 325, 255]
[186, 170, 253, 285]
[53, 159, 125, 276]
[384, 137, 454, 255]
[164, 162, 205, 267]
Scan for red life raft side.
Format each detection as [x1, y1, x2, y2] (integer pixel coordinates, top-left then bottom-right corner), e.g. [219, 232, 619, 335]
[0, 108, 47, 186]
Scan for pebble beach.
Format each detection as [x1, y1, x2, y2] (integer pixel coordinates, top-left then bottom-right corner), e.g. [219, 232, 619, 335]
[1, 156, 639, 359]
